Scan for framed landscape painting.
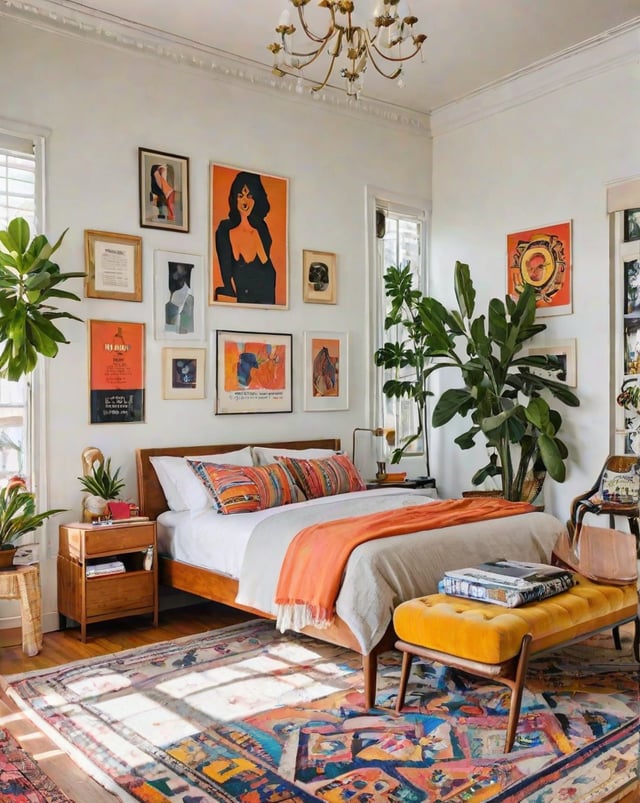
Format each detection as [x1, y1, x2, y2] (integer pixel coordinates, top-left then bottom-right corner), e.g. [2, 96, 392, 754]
[215, 329, 292, 414]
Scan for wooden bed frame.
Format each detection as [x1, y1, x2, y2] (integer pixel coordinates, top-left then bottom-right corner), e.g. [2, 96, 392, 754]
[135, 439, 396, 708]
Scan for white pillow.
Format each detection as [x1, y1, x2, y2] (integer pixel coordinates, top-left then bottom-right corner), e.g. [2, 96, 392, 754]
[150, 447, 254, 511]
[251, 445, 338, 466]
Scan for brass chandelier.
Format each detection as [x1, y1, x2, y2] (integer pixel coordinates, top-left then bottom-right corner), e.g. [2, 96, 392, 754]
[268, 0, 427, 99]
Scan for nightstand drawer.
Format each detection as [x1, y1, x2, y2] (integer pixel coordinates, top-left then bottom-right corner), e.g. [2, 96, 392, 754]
[86, 571, 155, 617]
[83, 524, 155, 556]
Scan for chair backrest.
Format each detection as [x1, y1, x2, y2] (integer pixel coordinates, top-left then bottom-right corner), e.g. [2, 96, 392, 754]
[595, 455, 640, 505]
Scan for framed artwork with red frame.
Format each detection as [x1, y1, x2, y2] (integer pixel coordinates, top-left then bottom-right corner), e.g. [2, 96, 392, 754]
[507, 220, 572, 316]
[209, 163, 288, 309]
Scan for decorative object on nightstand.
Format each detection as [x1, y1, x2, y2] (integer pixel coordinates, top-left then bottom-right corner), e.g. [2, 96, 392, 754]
[57, 519, 158, 641]
[352, 426, 386, 479]
[78, 447, 125, 522]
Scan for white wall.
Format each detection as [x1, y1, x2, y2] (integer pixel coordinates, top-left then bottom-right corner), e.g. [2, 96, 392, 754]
[0, 18, 431, 630]
[430, 30, 640, 519]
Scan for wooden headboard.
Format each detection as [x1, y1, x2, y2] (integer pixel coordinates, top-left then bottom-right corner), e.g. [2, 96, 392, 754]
[136, 438, 341, 521]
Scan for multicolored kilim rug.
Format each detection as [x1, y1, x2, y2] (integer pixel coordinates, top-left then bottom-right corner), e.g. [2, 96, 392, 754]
[3, 619, 639, 802]
[0, 724, 71, 802]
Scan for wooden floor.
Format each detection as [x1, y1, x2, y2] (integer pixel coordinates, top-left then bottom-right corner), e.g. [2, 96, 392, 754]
[0, 604, 637, 803]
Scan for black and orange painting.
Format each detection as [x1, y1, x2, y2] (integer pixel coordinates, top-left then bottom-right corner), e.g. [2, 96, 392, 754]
[215, 329, 292, 414]
[89, 320, 145, 423]
[210, 163, 288, 308]
[507, 220, 572, 316]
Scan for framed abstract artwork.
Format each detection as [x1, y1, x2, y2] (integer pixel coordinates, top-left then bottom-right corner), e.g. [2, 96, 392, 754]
[89, 320, 145, 423]
[162, 347, 206, 400]
[304, 331, 348, 411]
[209, 163, 288, 309]
[138, 147, 190, 232]
[84, 230, 142, 302]
[302, 250, 337, 304]
[215, 329, 292, 414]
[153, 250, 205, 341]
[522, 339, 577, 387]
[624, 208, 640, 242]
[507, 220, 572, 316]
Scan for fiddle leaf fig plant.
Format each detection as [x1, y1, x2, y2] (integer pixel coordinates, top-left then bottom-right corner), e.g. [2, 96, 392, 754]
[0, 217, 85, 381]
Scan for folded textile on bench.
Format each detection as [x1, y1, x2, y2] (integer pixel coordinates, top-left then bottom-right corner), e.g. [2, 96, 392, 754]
[275, 497, 535, 631]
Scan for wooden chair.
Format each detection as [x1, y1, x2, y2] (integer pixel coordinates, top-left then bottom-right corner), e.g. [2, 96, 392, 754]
[567, 454, 640, 542]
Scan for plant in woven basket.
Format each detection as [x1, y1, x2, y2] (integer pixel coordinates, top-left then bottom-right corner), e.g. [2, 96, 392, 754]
[0, 477, 64, 549]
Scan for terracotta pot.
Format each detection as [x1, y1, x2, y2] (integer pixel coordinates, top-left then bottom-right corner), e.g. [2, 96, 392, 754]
[0, 547, 17, 570]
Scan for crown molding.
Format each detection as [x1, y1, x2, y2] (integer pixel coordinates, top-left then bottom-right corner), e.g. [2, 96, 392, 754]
[430, 18, 640, 138]
[0, 0, 432, 137]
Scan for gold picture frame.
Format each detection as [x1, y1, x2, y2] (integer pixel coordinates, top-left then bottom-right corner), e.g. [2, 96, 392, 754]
[84, 230, 143, 302]
[302, 249, 336, 304]
[162, 347, 206, 400]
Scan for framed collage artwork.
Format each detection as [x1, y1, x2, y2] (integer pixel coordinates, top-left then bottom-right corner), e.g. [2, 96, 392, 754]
[139, 148, 190, 232]
[153, 250, 205, 341]
[89, 320, 145, 423]
[506, 220, 572, 316]
[215, 329, 292, 414]
[304, 331, 348, 411]
[209, 163, 288, 309]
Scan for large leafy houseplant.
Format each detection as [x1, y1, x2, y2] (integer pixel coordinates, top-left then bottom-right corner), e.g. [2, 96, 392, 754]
[0, 478, 64, 549]
[0, 217, 84, 380]
[376, 261, 580, 501]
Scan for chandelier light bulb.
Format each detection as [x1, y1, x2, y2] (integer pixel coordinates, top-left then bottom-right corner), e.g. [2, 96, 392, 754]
[267, 0, 426, 99]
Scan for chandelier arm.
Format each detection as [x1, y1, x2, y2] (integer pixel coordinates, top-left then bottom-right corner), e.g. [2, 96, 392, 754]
[309, 50, 340, 92]
[296, 3, 337, 45]
[368, 38, 425, 64]
[364, 46, 403, 80]
[284, 38, 333, 71]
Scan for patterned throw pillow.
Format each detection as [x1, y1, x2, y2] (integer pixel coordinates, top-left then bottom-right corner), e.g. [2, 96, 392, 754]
[187, 460, 303, 514]
[277, 453, 366, 499]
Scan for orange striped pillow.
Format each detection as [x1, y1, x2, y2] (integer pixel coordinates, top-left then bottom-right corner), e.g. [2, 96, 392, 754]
[277, 453, 366, 499]
[187, 460, 303, 514]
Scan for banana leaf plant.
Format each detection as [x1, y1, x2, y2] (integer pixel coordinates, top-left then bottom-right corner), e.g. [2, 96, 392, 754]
[0, 217, 85, 381]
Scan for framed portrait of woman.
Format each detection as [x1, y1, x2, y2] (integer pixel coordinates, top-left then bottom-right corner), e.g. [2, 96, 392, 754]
[209, 163, 288, 309]
[139, 148, 190, 233]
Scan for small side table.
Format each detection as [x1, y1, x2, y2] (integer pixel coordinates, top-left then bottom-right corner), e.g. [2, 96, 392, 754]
[0, 565, 42, 656]
[366, 477, 437, 490]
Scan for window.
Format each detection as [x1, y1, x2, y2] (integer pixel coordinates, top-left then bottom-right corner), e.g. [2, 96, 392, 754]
[0, 127, 44, 490]
[370, 194, 429, 460]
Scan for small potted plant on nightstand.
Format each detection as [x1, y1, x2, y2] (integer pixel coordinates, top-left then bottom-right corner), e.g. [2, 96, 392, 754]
[78, 453, 125, 522]
[0, 477, 64, 568]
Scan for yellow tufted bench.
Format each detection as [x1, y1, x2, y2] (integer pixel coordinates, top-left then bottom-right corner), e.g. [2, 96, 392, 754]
[393, 575, 639, 752]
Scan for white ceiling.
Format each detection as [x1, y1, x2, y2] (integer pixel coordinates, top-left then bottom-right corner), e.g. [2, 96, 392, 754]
[31, 1, 640, 114]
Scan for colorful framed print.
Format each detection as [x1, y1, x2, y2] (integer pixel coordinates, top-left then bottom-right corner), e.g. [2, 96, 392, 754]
[304, 331, 348, 411]
[624, 208, 640, 242]
[215, 329, 292, 414]
[522, 339, 577, 387]
[84, 230, 142, 301]
[162, 347, 206, 400]
[138, 147, 189, 232]
[89, 320, 145, 423]
[507, 220, 572, 316]
[302, 250, 337, 304]
[209, 163, 288, 309]
[153, 250, 205, 341]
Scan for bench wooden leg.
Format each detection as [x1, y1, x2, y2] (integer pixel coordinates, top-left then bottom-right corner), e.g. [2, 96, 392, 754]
[395, 650, 413, 713]
[504, 633, 533, 752]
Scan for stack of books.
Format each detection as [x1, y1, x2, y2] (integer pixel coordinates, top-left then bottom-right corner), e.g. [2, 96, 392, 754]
[86, 560, 125, 578]
[440, 558, 575, 608]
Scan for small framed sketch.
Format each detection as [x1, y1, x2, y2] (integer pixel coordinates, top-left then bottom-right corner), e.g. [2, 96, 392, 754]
[522, 339, 577, 387]
[84, 230, 142, 301]
[215, 329, 292, 414]
[139, 147, 190, 232]
[154, 251, 205, 341]
[304, 330, 348, 411]
[624, 208, 640, 242]
[302, 249, 336, 304]
[162, 347, 206, 399]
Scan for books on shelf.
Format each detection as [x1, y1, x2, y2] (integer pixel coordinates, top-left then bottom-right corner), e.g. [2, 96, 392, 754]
[12, 543, 39, 565]
[86, 560, 125, 578]
[441, 559, 575, 608]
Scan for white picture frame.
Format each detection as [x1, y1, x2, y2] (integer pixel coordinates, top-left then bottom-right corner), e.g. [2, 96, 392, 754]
[522, 339, 577, 387]
[303, 331, 349, 411]
[153, 250, 205, 341]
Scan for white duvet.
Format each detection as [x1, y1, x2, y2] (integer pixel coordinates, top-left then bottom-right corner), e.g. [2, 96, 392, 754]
[157, 489, 565, 654]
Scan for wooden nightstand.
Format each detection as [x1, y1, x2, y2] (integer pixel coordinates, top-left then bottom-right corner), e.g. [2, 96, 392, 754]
[58, 520, 158, 641]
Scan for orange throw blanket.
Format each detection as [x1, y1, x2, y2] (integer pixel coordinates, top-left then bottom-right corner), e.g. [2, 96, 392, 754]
[274, 497, 535, 630]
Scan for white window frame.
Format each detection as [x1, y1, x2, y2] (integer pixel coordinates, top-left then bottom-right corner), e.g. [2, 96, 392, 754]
[0, 119, 51, 546]
[365, 185, 430, 469]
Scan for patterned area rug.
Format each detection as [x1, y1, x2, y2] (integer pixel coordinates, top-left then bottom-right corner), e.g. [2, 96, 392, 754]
[3, 619, 639, 802]
[0, 724, 71, 802]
